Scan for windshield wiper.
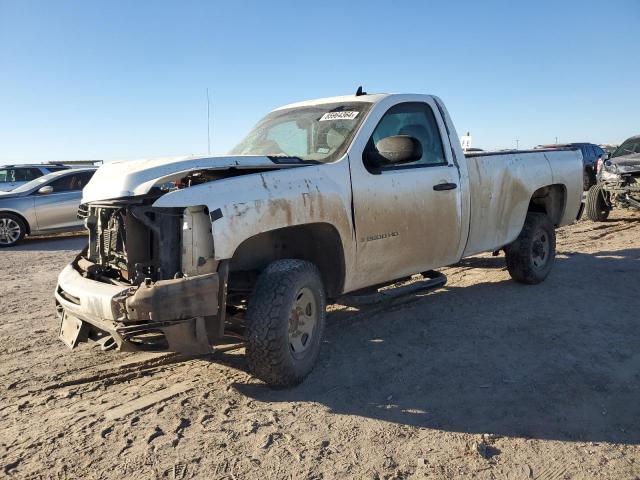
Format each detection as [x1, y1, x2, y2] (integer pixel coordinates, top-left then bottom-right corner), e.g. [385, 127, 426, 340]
[268, 155, 319, 165]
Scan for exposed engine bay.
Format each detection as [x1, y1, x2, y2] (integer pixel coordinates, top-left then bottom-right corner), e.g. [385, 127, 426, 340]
[75, 167, 271, 285]
[79, 198, 182, 285]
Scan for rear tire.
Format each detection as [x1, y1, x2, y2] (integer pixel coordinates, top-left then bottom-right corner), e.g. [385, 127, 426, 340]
[245, 259, 326, 387]
[585, 183, 610, 222]
[0, 213, 26, 247]
[504, 213, 556, 284]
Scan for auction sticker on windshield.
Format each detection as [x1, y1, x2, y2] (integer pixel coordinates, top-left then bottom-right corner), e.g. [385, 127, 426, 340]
[319, 111, 359, 121]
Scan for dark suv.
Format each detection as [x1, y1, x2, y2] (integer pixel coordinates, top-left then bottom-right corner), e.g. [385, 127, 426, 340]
[536, 143, 606, 191]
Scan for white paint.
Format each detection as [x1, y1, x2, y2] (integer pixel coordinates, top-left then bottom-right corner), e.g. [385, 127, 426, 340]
[74, 93, 583, 294]
[81, 155, 296, 204]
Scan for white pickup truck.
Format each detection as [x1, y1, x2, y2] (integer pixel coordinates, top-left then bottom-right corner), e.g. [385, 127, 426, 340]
[55, 92, 583, 386]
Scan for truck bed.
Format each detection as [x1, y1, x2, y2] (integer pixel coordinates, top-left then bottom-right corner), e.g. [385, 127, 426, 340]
[462, 148, 583, 257]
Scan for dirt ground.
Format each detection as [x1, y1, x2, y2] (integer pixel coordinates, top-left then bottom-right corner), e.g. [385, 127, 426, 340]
[1, 212, 639, 480]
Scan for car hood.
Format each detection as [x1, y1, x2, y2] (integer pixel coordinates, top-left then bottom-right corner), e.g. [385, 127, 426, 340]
[81, 154, 309, 203]
[605, 153, 640, 174]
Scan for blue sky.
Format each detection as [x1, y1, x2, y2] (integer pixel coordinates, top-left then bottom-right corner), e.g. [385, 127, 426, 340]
[0, 0, 638, 163]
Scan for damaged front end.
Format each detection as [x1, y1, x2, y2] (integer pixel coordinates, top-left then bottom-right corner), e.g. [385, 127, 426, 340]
[55, 193, 223, 354]
[599, 157, 640, 210]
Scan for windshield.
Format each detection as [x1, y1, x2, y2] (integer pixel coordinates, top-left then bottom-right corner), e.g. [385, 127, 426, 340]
[9, 175, 52, 193]
[612, 138, 640, 158]
[230, 102, 372, 163]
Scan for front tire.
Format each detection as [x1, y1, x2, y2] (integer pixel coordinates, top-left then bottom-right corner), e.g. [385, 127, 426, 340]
[585, 183, 610, 222]
[245, 259, 326, 387]
[504, 213, 556, 284]
[0, 213, 26, 247]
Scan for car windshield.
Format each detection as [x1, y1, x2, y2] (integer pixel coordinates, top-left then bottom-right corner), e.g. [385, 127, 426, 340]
[612, 138, 640, 158]
[9, 174, 54, 193]
[230, 102, 373, 163]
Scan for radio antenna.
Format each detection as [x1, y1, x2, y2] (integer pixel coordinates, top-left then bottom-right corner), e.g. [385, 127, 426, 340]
[206, 88, 211, 155]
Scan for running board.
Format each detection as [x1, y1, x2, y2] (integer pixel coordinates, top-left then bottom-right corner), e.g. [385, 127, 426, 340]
[338, 270, 447, 307]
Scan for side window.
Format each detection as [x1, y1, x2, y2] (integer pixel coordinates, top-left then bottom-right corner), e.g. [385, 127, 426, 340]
[48, 173, 85, 192]
[366, 102, 446, 171]
[595, 146, 604, 158]
[13, 168, 31, 182]
[76, 171, 95, 189]
[586, 146, 595, 160]
[0, 169, 11, 182]
[25, 168, 43, 181]
[3, 168, 41, 182]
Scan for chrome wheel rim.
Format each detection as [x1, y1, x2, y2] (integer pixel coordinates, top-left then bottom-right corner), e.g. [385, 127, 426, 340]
[288, 287, 317, 358]
[531, 229, 550, 268]
[0, 218, 21, 245]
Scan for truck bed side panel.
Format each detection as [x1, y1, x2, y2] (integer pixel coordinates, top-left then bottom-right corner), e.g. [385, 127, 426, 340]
[463, 152, 553, 256]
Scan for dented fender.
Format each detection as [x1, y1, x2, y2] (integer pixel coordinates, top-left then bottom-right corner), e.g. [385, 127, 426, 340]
[152, 159, 355, 265]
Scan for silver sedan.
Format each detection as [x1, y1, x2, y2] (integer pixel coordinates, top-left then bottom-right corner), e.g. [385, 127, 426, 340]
[0, 168, 96, 247]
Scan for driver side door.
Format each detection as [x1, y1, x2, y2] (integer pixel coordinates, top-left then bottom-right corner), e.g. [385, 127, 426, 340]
[349, 101, 463, 289]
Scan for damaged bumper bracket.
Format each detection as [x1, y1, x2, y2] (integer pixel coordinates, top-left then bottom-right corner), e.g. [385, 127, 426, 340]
[55, 262, 219, 354]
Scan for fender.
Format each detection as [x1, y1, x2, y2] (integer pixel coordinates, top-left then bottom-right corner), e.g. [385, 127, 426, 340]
[152, 158, 356, 265]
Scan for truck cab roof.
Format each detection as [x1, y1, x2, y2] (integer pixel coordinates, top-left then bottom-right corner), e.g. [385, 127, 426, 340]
[274, 93, 440, 111]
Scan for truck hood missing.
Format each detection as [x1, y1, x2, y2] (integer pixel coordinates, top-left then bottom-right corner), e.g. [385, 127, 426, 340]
[81, 154, 309, 203]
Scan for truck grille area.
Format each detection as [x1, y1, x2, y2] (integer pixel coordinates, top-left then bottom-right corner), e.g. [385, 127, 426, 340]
[83, 201, 182, 285]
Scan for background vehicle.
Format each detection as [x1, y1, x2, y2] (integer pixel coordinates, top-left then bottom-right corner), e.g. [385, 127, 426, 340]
[55, 92, 583, 386]
[586, 134, 640, 221]
[600, 144, 618, 158]
[0, 163, 71, 192]
[536, 143, 605, 190]
[0, 168, 96, 247]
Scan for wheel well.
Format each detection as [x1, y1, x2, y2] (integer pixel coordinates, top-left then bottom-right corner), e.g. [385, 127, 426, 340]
[0, 210, 30, 234]
[526, 184, 566, 226]
[229, 223, 345, 298]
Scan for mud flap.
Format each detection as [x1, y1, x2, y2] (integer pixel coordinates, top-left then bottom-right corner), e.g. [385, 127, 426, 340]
[59, 312, 89, 349]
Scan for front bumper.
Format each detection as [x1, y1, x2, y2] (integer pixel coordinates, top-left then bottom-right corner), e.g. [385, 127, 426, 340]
[55, 262, 219, 353]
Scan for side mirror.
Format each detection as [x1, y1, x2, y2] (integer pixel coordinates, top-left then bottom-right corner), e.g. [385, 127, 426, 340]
[365, 135, 422, 167]
[37, 186, 53, 195]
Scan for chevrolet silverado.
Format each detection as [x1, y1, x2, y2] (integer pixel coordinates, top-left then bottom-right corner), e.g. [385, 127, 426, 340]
[55, 92, 583, 386]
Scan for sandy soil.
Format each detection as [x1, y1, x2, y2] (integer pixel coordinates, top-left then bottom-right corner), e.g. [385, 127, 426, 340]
[1, 213, 639, 480]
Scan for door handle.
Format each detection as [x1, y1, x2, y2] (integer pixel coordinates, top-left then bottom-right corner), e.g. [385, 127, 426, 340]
[433, 182, 457, 191]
